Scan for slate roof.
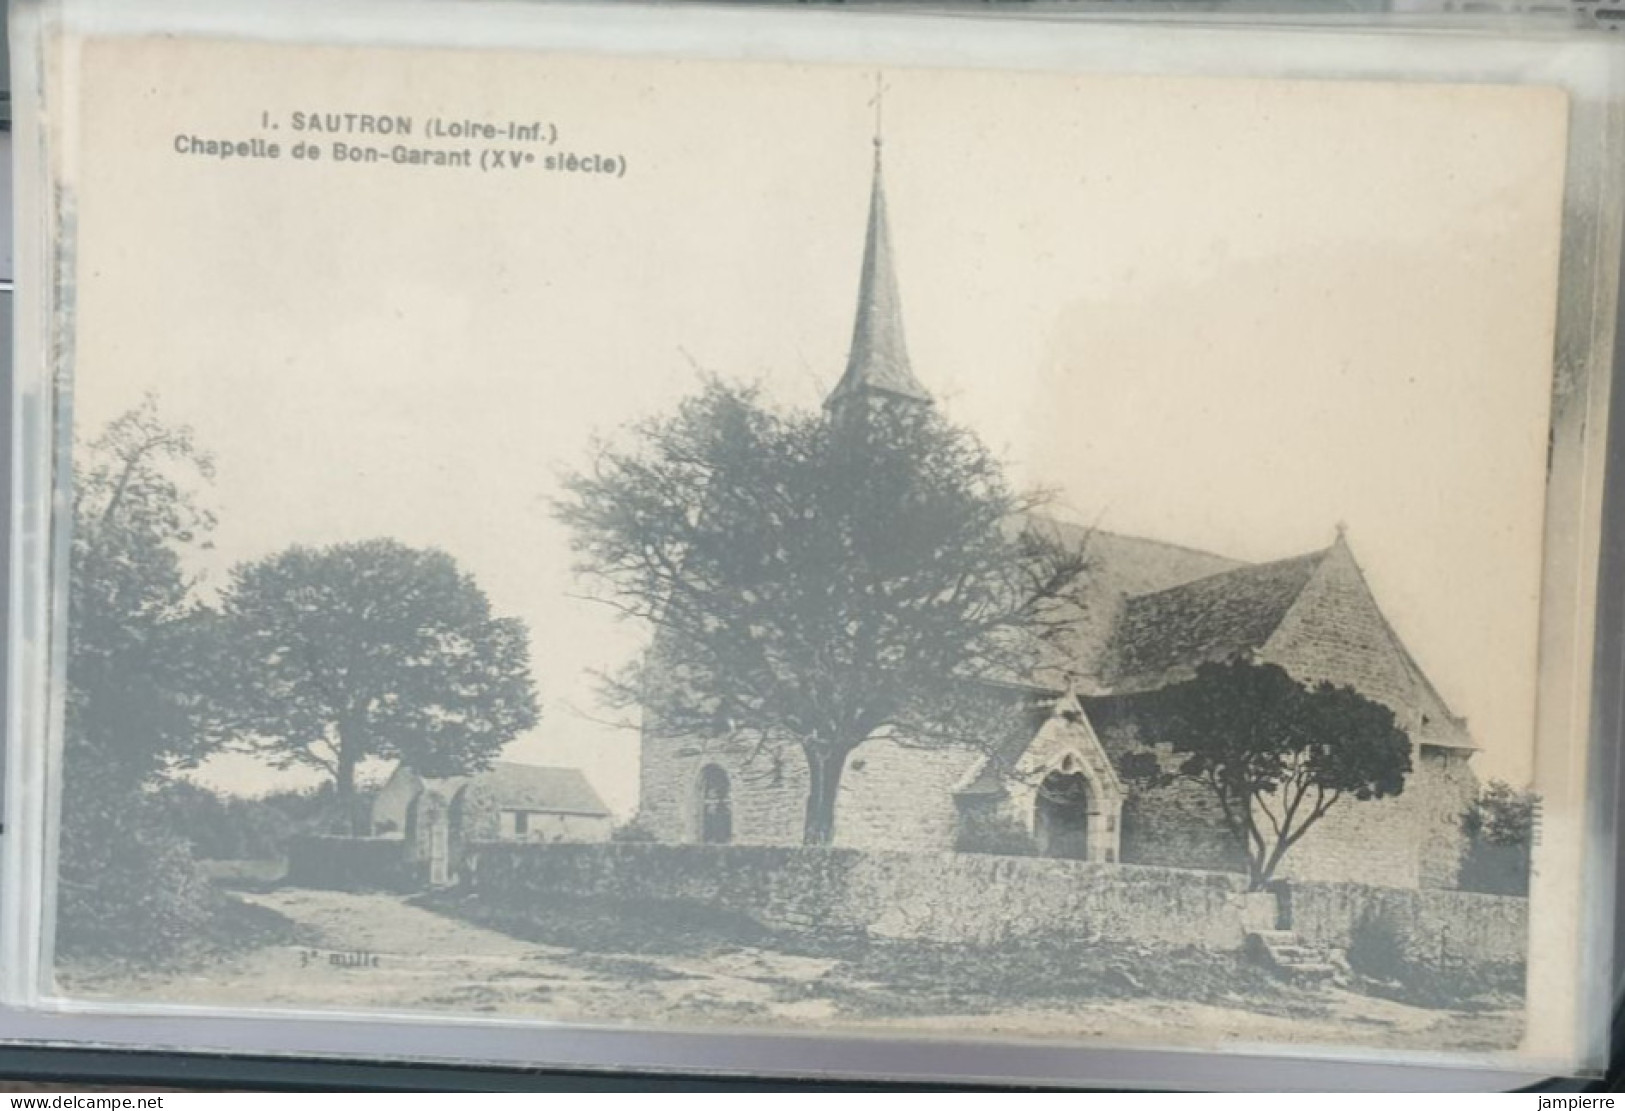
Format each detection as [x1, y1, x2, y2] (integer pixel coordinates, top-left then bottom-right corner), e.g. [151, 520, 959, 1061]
[1104, 548, 1329, 693]
[1020, 514, 1248, 690]
[953, 695, 1059, 797]
[955, 513, 1473, 748]
[462, 762, 612, 818]
[1029, 515, 1246, 600]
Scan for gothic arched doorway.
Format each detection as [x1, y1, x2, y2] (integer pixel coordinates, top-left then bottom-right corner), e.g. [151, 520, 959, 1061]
[1035, 767, 1092, 860]
[698, 764, 733, 845]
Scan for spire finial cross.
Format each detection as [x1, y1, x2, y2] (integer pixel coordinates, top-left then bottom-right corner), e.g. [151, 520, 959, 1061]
[869, 72, 887, 152]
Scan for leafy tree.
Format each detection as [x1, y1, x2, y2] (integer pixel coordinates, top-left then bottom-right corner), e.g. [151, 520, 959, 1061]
[1120, 659, 1412, 890]
[218, 539, 540, 832]
[59, 398, 225, 958]
[67, 397, 222, 781]
[557, 380, 1086, 845]
[1459, 779, 1539, 895]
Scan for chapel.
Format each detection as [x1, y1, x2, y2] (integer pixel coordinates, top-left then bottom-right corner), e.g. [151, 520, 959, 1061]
[636, 136, 1479, 890]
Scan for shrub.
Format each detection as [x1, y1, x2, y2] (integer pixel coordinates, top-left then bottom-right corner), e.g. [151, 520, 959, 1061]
[58, 765, 305, 963]
[611, 816, 659, 842]
[56, 765, 218, 962]
[953, 802, 1038, 856]
[1345, 901, 1523, 1008]
[1347, 904, 1411, 982]
[1459, 780, 1538, 896]
[153, 780, 382, 860]
[153, 781, 293, 860]
[259, 781, 377, 837]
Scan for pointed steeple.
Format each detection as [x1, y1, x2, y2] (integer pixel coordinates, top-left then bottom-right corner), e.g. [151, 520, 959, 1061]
[1329, 521, 1357, 566]
[825, 129, 932, 413]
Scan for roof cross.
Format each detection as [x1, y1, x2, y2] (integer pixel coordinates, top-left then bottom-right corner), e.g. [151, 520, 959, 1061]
[868, 72, 887, 151]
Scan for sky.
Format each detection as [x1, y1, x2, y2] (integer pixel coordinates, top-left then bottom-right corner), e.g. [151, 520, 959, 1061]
[67, 38, 1570, 812]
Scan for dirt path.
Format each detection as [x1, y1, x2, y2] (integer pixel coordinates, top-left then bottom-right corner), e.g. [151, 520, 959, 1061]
[60, 888, 847, 1024]
[58, 888, 1522, 1053]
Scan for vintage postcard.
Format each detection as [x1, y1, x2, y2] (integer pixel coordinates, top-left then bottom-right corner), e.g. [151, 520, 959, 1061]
[28, 17, 1605, 1073]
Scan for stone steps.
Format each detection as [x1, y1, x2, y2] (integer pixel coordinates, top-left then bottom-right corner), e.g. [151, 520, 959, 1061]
[1245, 929, 1345, 984]
[1282, 961, 1340, 982]
[1251, 929, 1297, 946]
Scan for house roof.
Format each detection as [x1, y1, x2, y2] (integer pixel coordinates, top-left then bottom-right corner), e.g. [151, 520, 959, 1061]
[462, 762, 612, 817]
[1104, 548, 1329, 693]
[419, 773, 472, 799]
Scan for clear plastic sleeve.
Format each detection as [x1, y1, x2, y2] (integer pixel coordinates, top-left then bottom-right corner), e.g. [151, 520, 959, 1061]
[3, 0, 1622, 1088]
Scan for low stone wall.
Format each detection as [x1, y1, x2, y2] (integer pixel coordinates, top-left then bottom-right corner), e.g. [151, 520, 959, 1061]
[469, 844, 1528, 967]
[1285, 881, 1527, 966]
[471, 842, 1272, 948]
[285, 834, 418, 892]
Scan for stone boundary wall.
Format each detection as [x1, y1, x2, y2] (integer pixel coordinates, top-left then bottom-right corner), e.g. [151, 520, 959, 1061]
[1285, 881, 1527, 966]
[471, 842, 1269, 948]
[469, 844, 1527, 965]
[285, 834, 417, 892]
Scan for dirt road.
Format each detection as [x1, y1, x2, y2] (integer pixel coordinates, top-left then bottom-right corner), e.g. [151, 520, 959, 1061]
[58, 887, 1522, 1053]
[60, 887, 848, 1025]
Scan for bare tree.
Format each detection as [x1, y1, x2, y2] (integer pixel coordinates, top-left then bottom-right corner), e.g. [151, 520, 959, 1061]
[557, 380, 1086, 845]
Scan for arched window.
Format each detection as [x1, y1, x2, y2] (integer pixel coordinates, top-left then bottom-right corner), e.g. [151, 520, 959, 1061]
[698, 764, 733, 845]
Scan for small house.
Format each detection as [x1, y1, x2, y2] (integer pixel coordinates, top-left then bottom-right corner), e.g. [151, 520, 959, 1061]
[370, 760, 613, 885]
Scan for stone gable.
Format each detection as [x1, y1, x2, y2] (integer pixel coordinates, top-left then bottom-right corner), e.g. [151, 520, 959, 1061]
[1260, 536, 1472, 751]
